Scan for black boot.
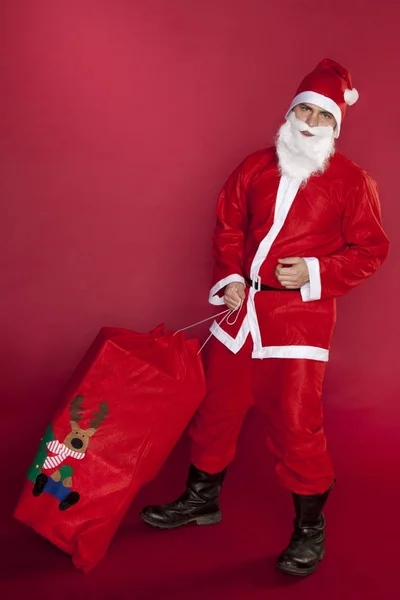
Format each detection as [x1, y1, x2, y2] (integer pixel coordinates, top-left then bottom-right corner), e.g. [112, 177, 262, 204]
[140, 464, 227, 529]
[277, 485, 332, 577]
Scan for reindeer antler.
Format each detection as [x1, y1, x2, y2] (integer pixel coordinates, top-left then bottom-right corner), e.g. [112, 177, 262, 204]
[89, 402, 109, 430]
[70, 395, 84, 423]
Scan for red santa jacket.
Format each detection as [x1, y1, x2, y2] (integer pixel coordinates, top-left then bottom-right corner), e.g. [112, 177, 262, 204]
[208, 148, 390, 361]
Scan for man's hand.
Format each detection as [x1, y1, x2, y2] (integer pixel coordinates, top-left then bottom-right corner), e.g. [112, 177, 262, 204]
[275, 257, 309, 289]
[224, 282, 246, 310]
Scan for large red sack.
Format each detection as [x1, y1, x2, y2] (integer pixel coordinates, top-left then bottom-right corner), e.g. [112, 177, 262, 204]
[14, 325, 206, 572]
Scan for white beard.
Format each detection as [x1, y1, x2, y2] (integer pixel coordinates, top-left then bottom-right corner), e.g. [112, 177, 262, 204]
[276, 111, 335, 182]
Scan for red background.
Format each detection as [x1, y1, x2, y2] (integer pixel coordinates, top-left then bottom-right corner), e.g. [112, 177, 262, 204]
[1, 1, 399, 598]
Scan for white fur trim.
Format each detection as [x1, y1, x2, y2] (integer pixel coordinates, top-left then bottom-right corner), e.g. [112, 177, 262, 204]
[247, 176, 301, 355]
[209, 274, 245, 306]
[300, 257, 322, 302]
[286, 91, 342, 138]
[210, 317, 250, 353]
[344, 88, 359, 106]
[210, 319, 329, 361]
[250, 176, 301, 278]
[252, 345, 329, 361]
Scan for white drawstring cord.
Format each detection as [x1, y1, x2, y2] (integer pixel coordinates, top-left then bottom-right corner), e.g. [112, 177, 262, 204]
[174, 308, 230, 334]
[226, 300, 244, 325]
[174, 300, 244, 355]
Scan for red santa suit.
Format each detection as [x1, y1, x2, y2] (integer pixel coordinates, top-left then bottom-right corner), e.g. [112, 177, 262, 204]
[188, 62, 390, 495]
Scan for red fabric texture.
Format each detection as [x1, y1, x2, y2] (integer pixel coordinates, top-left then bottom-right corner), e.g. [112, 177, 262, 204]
[189, 336, 334, 495]
[211, 148, 389, 344]
[213, 148, 389, 296]
[13, 326, 206, 572]
[213, 285, 337, 353]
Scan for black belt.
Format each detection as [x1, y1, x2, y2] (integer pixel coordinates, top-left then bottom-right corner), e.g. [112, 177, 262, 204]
[245, 276, 300, 292]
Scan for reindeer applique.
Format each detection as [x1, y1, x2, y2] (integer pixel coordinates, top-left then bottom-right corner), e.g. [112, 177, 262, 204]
[32, 395, 109, 511]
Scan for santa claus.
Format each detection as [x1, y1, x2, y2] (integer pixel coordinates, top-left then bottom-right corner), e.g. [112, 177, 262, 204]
[140, 59, 390, 576]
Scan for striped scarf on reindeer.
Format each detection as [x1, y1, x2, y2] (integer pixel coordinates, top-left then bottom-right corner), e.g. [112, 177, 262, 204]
[42, 440, 86, 470]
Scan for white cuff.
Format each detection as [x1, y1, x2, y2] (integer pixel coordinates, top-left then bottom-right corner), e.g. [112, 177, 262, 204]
[300, 258, 321, 302]
[209, 274, 245, 305]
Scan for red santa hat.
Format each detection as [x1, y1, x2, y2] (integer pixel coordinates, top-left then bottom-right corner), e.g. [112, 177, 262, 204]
[285, 58, 359, 138]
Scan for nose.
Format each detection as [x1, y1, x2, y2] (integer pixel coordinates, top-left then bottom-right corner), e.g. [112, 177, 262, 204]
[71, 437, 83, 450]
[307, 112, 318, 128]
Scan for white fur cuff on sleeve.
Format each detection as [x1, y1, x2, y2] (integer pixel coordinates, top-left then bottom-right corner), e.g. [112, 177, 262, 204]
[209, 274, 245, 305]
[300, 258, 322, 302]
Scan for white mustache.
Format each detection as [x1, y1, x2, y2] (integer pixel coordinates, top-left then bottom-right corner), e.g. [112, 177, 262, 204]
[289, 112, 334, 139]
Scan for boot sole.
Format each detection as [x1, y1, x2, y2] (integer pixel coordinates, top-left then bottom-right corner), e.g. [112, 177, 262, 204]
[140, 511, 222, 530]
[277, 548, 325, 577]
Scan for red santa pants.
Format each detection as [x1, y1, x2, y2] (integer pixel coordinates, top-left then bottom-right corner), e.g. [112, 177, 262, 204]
[189, 335, 335, 495]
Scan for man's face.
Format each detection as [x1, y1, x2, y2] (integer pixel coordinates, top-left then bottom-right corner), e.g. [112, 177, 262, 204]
[293, 103, 336, 137]
[276, 107, 336, 181]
